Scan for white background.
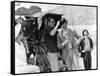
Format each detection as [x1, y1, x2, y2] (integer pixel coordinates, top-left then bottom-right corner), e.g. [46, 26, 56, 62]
[0, 0, 99, 76]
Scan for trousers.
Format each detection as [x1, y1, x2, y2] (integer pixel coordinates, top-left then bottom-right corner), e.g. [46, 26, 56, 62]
[47, 52, 59, 71]
[83, 51, 91, 70]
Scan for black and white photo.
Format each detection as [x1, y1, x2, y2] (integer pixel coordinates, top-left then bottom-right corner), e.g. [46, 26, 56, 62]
[11, 1, 98, 75]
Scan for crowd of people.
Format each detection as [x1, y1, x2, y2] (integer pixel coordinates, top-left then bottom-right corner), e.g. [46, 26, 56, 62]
[15, 6, 93, 73]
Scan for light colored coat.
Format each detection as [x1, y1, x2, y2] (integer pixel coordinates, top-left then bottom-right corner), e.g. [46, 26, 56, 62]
[57, 28, 79, 70]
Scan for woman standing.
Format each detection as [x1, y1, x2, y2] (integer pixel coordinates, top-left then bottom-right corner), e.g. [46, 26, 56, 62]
[57, 19, 80, 70]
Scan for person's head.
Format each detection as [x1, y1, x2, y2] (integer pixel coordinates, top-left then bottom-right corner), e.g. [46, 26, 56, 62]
[16, 17, 24, 24]
[42, 13, 63, 29]
[61, 18, 68, 30]
[82, 29, 89, 38]
[48, 17, 55, 28]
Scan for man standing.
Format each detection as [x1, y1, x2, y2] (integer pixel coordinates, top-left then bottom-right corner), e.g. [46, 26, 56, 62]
[43, 17, 60, 72]
[78, 29, 93, 70]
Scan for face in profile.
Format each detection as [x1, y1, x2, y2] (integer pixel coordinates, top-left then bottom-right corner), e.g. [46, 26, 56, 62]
[62, 22, 68, 30]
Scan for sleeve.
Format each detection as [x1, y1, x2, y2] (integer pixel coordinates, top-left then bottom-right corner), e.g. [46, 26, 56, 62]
[70, 30, 77, 49]
[89, 37, 93, 49]
[78, 39, 82, 52]
[57, 33, 63, 49]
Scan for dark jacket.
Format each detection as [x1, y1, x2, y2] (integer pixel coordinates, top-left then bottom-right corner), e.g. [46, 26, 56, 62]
[78, 37, 93, 52]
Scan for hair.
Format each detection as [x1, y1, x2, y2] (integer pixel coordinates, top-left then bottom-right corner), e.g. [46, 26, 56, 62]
[60, 18, 68, 25]
[25, 16, 32, 20]
[59, 18, 68, 28]
[82, 29, 89, 36]
[40, 13, 63, 30]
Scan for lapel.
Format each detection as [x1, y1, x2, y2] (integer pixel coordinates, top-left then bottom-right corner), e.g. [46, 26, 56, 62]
[61, 28, 66, 42]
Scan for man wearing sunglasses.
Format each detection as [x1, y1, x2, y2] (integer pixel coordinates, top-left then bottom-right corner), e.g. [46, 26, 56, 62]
[78, 29, 93, 70]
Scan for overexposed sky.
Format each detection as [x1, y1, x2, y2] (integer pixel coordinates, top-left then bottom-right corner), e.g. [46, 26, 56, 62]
[15, 2, 96, 25]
